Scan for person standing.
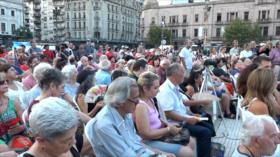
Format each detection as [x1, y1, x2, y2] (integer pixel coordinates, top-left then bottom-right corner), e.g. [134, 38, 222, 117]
[269, 41, 280, 81]
[179, 40, 193, 78]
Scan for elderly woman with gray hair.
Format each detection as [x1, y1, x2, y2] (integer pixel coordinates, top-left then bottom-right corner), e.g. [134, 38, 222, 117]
[85, 77, 174, 157]
[19, 97, 80, 157]
[62, 64, 79, 98]
[232, 111, 280, 157]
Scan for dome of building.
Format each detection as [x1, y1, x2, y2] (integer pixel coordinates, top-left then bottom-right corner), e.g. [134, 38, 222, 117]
[143, 0, 159, 10]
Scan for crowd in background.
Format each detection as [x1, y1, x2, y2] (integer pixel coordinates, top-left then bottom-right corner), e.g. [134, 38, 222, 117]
[0, 38, 279, 157]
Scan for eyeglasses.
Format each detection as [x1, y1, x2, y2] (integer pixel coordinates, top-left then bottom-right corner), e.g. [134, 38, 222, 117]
[0, 80, 7, 85]
[127, 98, 139, 105]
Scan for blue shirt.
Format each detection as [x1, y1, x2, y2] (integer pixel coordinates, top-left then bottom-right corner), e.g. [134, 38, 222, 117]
[95, 70, 111, 86]
[85, 105, 155, 157]
[64, 83, 79, 98]
[19, 85, 41, 110]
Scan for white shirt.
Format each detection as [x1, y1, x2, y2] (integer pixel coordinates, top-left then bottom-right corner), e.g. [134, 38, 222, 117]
[156, 79, 190, 122]
[179, 47, 193, 70]
[239, 50, 253, 59]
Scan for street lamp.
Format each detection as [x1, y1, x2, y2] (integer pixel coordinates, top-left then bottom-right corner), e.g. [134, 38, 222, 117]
[203, 3, 211, 46]
[160, 21, 166, 50]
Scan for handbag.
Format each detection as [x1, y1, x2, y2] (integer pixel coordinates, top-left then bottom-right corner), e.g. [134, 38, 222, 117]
[161, 128, 190, 145]
[8, 135, 33, 153]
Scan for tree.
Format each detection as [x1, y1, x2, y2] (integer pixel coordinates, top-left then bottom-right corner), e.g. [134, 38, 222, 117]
[147, 25, 171, 47]
[223, 19, 262, 46]
[15, 26, 33, 40]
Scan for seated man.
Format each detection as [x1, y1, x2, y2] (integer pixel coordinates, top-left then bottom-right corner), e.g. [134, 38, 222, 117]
[85, 77, 171, 157]
[157, 63, 214, 157]
[233, 113, 280, 157]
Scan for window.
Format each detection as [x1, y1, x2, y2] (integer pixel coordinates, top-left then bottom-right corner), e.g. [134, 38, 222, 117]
[11, 24, 16, 34]
[79, 22, 81, 28]
[1, 23, 5, 32]
[183, 15, 187, 23]
[151, 17, 155, 25]
[11, 10, 15, 17]
[182, 29, 186, 37]
[172, 29, 178, 38]
[217, 13, 222, 22]
[74, 12, 76, 19]
[195, 14, 199, 22]
[67, 22, 69, 28]
[194, 28, 198, 37]
[161, 16, 165, 23]
[244, 11, 249, 21]
[277, 10, 280, 19]
[1, 9, 4, 15]
[263, 26, 268, 36]
[276, 26, 280, 36]
[216, 28, 221, 37]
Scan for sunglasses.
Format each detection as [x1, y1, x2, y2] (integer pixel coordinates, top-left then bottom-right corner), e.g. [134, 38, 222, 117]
[127, 98, 139, 105]
[0, 80, 7, 85]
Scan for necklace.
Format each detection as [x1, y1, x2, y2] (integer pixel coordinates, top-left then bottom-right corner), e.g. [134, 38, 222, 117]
[242, 145, 255, 157]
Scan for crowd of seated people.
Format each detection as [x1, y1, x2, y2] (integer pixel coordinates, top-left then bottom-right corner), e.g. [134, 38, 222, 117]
[0, 39, 279, 157]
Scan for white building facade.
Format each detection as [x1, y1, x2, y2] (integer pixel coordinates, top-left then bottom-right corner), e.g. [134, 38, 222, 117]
[0, 0, 24, 43]
[65, 0, 143, 43]
[141, 0, 280, 45]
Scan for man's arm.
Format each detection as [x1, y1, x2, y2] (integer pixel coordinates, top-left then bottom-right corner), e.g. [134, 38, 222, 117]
[165, 111, 199, 125]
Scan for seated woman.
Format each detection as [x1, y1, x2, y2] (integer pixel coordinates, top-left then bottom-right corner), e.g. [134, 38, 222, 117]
[183, 69, 234, 119]
[19, 97, 80, 157]
[242, 68, 280, 121]
[85, 77, 173, 157]
[0, 64, 25, 101]
[0, 72, 30, 152]
[62, 64, 79, 98]
[135, 72, 194, 157]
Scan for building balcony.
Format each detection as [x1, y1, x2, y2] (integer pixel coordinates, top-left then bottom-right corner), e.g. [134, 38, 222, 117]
[34, 13, 40, 17]
[215, 21, 224, 25]
[166, 22, 188, 27]
[211, 36, 224, 41]
[34, 20, 41, 24]
[34, 0, 40, 4]
[93, 6, 101, 10]
[34, 6, 41, 10]
[257, 18, 272, 23]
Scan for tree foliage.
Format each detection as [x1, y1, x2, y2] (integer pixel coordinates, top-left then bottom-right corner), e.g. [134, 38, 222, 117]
[147, 25, 171, 47]
[15, 26, 33, 40]
[223, 19, 262, 46]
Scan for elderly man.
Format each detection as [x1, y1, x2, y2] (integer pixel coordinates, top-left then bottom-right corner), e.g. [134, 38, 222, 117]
[156, 63, 214, 157]
[269, 41, 280, 81]
[232, 113, 280, 157]
[156, 58, 170, 85]
[85, 77, 170, 157]
[179, 40, 193, 78]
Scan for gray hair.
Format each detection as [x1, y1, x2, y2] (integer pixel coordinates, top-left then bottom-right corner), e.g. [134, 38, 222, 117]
[104, 76, 137, 107]
[166, 63, 182, 77]
[29, 97, 78, 140]
[33, 62, 52, 81]
[240, 113, 277, 146]
[61, 64, 77, 81]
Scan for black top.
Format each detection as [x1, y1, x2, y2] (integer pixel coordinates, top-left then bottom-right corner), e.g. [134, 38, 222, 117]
[22, 147, 80, 157]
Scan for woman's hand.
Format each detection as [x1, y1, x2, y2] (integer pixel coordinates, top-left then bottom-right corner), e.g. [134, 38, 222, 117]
[168, 125, 182, 135]
[8, 125, 25, 135]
